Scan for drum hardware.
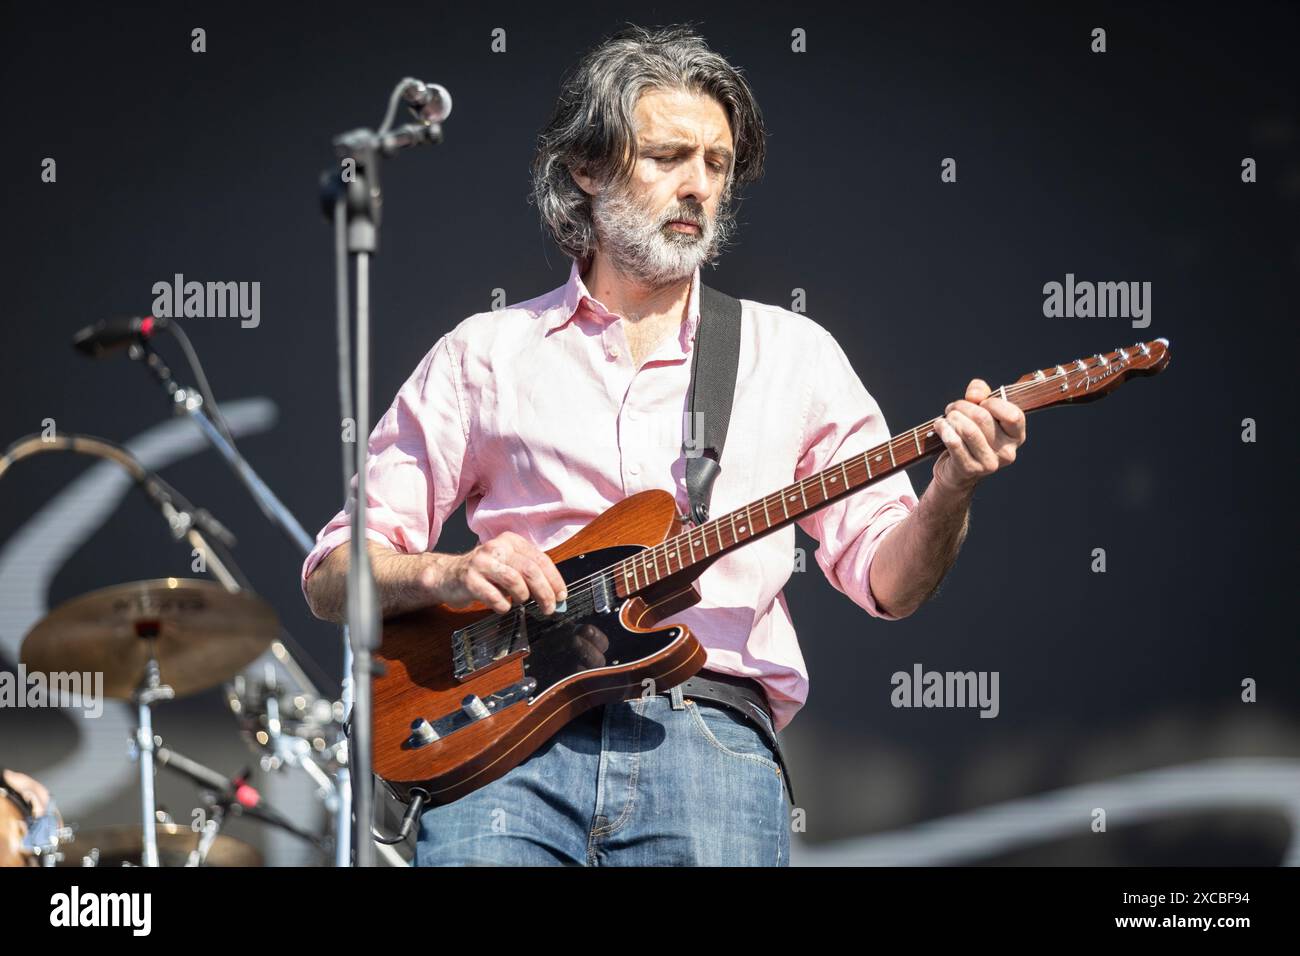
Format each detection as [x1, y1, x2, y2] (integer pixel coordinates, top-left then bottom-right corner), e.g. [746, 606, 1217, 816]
[120, 328, 353, 864]
[156, 743, 331, 854]
[58, 823, 263, 868]
[21, 578, 279, 866]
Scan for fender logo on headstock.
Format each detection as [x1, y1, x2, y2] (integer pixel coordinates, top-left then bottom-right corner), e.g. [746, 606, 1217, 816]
[1075, 356, 1129, 392]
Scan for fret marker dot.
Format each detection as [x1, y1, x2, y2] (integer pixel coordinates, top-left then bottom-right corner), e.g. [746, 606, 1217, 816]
[875, 455, 882, 462]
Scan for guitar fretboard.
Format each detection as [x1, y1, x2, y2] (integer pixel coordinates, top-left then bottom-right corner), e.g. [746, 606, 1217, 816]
[609, 413, 950, 598]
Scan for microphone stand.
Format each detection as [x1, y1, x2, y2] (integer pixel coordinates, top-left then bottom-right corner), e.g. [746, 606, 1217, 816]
[318, 78, 448, 867]
[132, 340, 315, 557]
[126, 341, 354, 865]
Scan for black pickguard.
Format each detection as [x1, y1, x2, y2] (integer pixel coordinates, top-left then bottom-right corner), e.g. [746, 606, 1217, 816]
[513, 545, 681, 695]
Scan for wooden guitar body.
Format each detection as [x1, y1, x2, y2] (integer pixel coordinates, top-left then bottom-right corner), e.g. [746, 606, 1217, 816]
[373, 488, 710, 805]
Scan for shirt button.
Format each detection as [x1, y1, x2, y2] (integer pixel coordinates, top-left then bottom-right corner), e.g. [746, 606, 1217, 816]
[629, 464, 640, 476]
[608, 345, 621, 359]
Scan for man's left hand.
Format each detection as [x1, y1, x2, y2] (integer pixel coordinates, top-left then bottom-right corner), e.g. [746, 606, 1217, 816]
[931, 378, 1027, 495]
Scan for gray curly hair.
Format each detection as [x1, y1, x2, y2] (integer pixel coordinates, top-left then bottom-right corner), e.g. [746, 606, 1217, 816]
[529, 23, 767, 266]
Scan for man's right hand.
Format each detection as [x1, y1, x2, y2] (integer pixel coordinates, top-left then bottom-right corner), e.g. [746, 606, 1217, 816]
[436, 531, 568, 616]
[305, 532, 568, 624]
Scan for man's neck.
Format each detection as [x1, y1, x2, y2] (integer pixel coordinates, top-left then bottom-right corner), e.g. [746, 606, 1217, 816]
[581, 255, 693, 326]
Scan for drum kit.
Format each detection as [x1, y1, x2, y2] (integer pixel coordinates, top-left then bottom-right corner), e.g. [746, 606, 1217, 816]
[4, 578, 347, 867]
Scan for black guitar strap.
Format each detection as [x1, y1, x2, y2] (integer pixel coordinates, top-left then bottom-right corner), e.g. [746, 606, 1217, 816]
[682, 283, 743, 526]
[676, 284, 798, 803]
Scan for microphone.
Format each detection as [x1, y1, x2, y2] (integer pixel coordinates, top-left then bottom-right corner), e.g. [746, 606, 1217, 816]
[156, 745, 327, 848]
[72, 315, 168, 357]
[156, 746, 258, 806]
[400, 78, 452, 123]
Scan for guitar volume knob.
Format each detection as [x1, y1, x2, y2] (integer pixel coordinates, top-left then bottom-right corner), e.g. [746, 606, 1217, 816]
[411, 718, 439, 744]
[462, 695, 491, 720]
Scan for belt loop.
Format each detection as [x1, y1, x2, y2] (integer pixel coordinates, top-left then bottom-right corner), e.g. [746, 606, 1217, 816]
[669, 684, 686, 710]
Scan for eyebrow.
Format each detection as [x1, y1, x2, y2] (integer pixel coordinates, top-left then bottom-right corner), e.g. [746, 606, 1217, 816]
[642, 140, 734, 164]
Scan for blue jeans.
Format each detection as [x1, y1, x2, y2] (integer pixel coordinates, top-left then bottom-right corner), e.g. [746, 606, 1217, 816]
[414, 693, 791, 866]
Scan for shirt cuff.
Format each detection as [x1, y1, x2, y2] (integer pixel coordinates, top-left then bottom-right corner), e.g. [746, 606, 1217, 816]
[858, 496, 917, 620]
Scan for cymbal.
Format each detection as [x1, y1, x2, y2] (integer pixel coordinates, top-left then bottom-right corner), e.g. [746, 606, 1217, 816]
[20, 579, 278, 700]
[58, 823, 263, 867]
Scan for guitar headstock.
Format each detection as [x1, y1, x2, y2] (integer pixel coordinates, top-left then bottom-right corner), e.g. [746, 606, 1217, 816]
[1008, 338, 1170, 413]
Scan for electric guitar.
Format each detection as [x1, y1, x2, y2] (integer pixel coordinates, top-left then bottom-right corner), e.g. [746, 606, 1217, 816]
[373, 338, 1171, 805]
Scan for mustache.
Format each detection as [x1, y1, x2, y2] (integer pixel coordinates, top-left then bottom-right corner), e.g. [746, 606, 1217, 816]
[663, 208, 705, 227]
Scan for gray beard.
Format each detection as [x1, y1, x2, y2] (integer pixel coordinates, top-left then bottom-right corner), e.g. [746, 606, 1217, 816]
[590, 183, 734, 289]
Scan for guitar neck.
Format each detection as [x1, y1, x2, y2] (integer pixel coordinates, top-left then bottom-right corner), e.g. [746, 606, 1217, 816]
[607, 339, 1170, 599]
[610, 406, 956, 599]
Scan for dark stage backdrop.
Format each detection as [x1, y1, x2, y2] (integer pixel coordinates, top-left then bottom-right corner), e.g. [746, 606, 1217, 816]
[1, 1, 1297, 865]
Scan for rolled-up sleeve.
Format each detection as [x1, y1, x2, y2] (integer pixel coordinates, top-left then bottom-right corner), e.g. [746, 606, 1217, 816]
[794, 329, 918, 620]
[300, 333, 477, 596]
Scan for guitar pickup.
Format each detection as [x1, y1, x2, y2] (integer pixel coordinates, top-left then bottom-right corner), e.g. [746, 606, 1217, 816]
[451, 606, 530, 681]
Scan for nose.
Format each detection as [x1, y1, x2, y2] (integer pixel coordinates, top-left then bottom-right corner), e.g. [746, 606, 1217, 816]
[677, 153, 713, 206]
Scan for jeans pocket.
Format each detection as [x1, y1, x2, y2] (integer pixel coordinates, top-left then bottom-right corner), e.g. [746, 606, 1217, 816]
[685, 700, 782, 776]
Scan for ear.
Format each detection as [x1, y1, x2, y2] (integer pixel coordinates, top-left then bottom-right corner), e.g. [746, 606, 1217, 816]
[569, 164, 600, 197]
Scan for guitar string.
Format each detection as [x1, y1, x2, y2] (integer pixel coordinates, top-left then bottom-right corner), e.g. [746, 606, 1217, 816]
[450, 358, 1148, 659]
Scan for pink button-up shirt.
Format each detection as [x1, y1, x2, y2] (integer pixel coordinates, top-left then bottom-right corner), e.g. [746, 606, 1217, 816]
[302, 260, 918, 731]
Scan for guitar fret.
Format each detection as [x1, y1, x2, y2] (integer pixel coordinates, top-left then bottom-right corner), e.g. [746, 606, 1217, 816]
[888, 441, 896, 468]
[913, 426, 922, 454]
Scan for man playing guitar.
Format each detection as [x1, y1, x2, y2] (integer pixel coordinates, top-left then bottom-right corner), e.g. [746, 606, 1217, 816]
[303, 24, 1027, 866]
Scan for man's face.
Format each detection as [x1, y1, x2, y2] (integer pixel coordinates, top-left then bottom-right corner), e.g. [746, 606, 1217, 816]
[586, 88, 736, 286]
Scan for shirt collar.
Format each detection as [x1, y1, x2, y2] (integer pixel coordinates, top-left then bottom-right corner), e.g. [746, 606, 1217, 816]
[547, 259, 703, 353]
